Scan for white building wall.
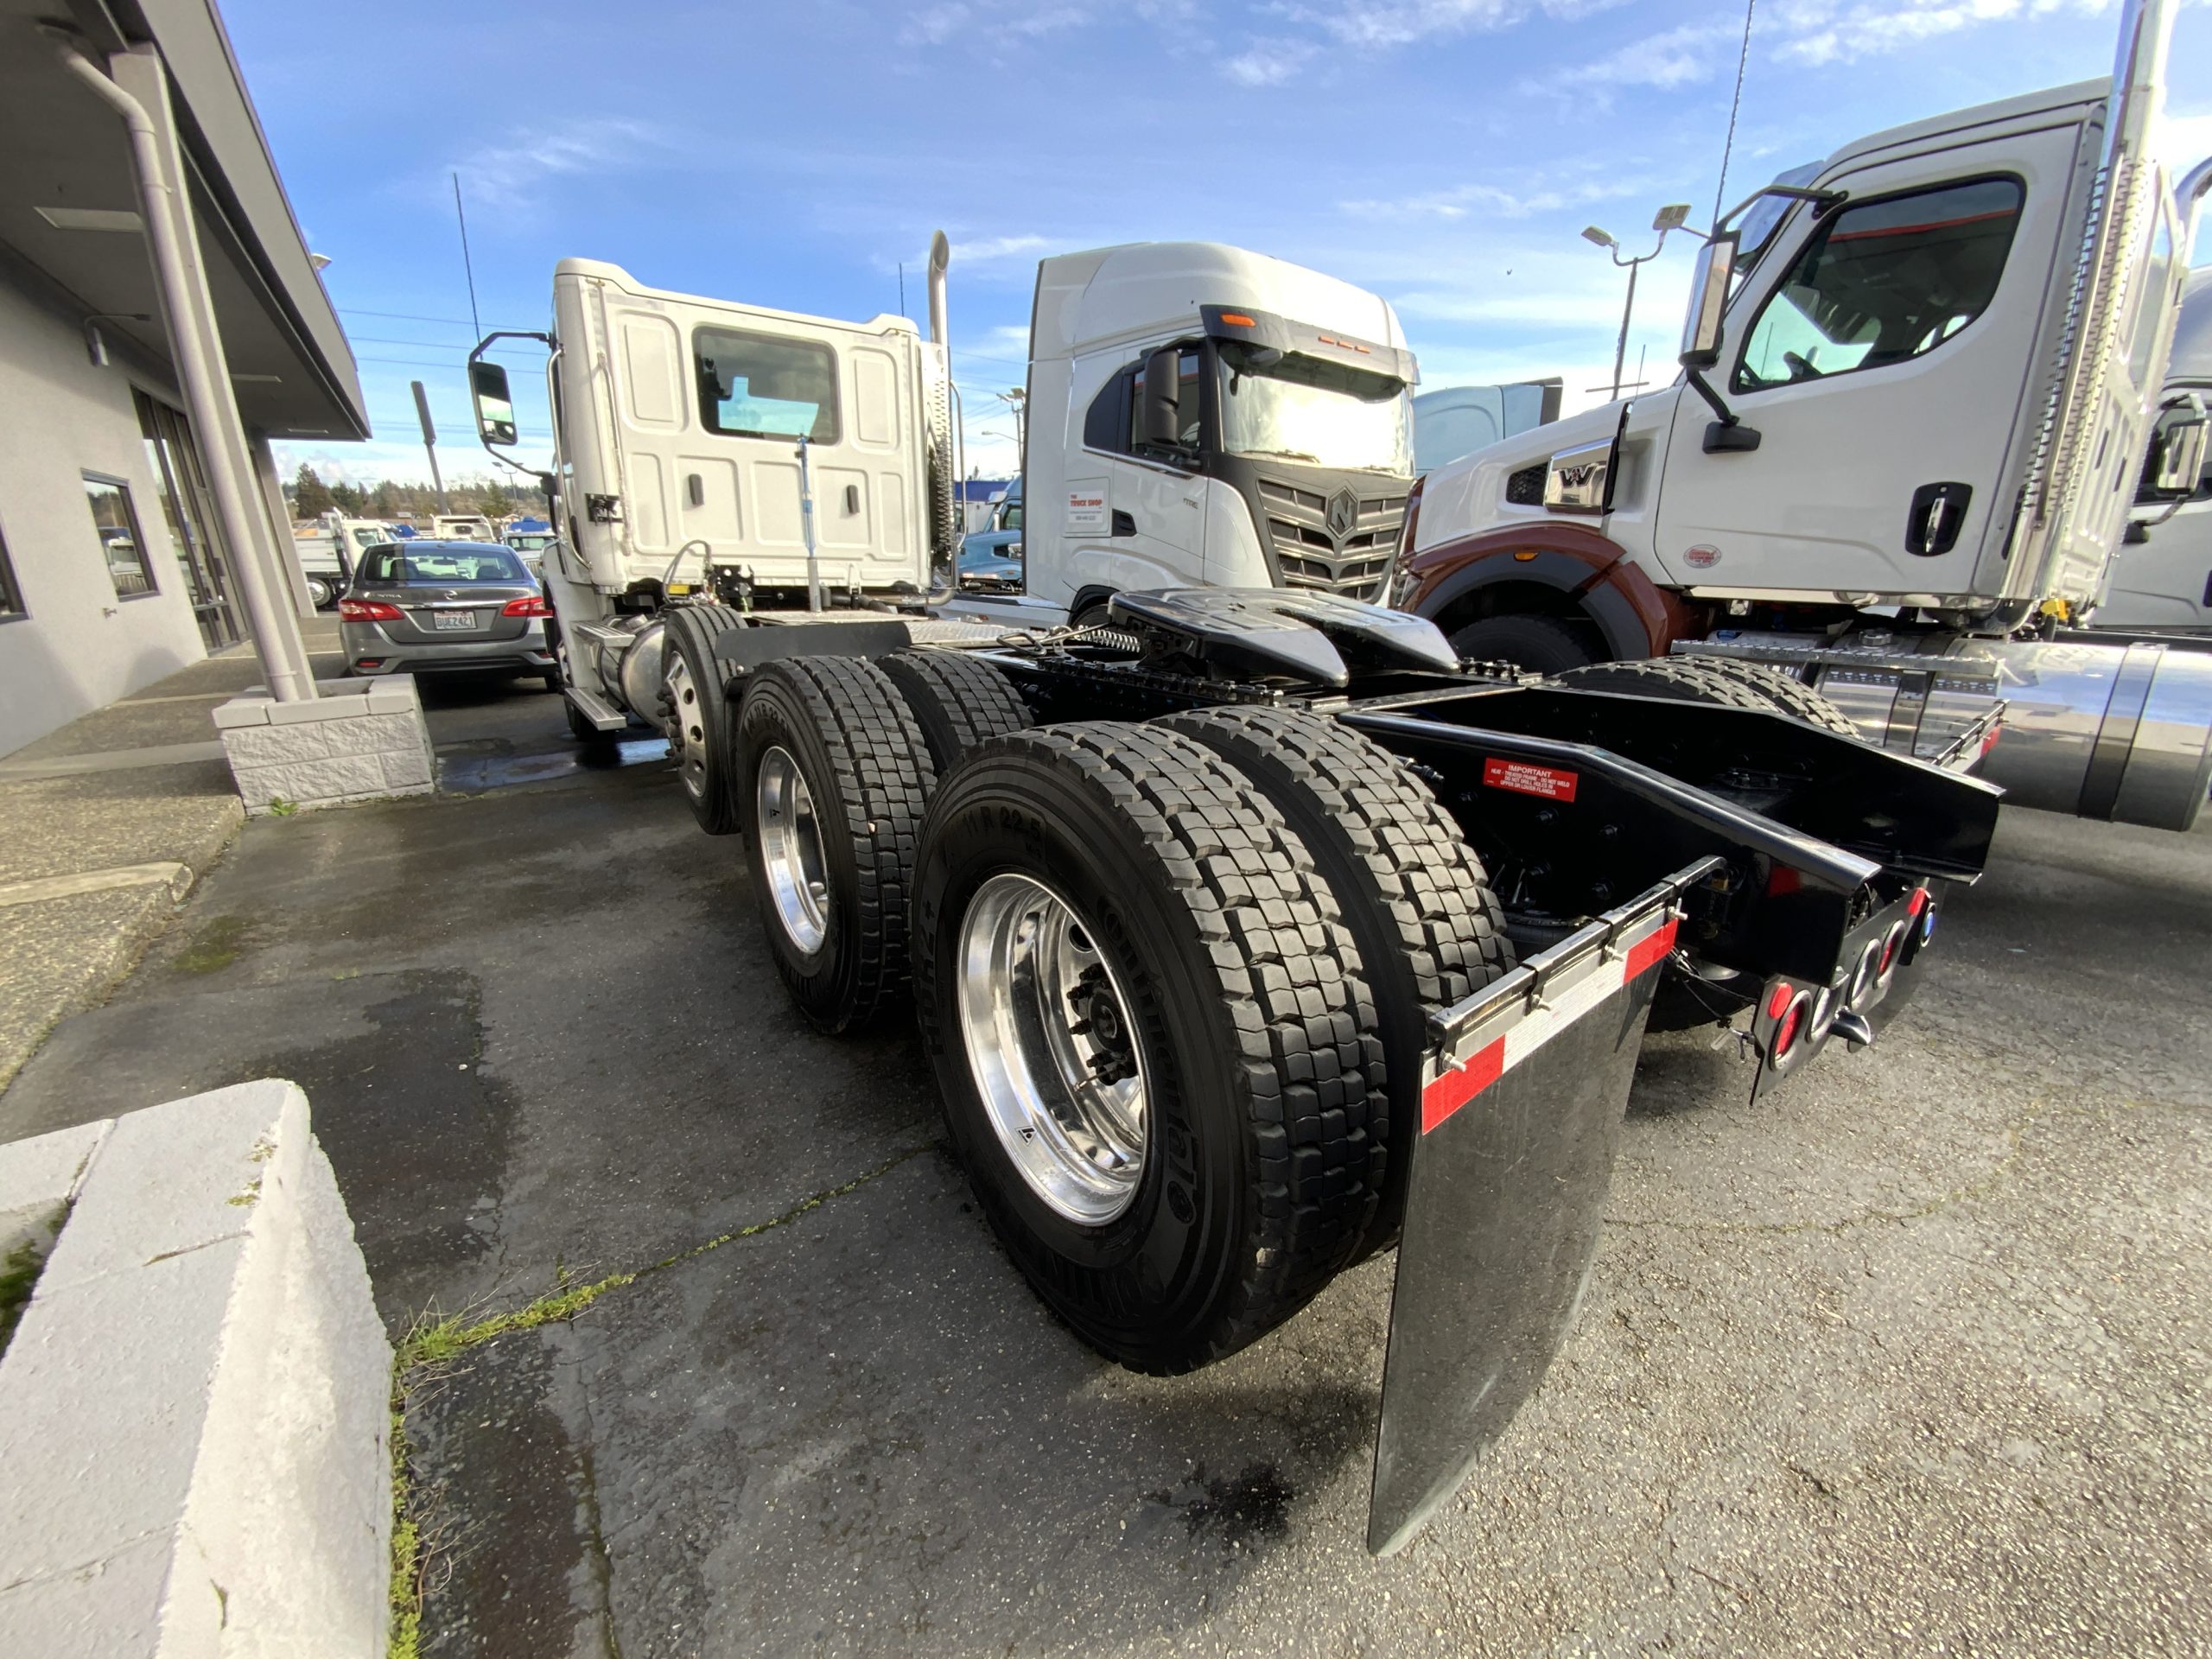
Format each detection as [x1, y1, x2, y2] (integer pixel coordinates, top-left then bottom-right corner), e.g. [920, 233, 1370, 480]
[0, 276, 212, 759]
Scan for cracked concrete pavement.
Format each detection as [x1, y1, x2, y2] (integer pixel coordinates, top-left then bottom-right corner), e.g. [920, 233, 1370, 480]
[0, 667, 2203, 1657]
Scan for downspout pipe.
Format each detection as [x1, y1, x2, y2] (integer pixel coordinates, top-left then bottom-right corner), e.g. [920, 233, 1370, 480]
[45, 28, 310, 703]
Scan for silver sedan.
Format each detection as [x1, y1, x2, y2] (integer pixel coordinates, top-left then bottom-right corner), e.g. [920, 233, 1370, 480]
[339, 541, 556, 687]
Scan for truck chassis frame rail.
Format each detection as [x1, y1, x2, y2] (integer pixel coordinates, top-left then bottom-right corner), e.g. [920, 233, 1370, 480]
[696, 587, 1997, 1554]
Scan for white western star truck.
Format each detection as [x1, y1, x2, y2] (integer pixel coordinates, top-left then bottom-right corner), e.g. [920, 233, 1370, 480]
[1398, 0, 2212, 832]
[459, 183, 2008, 1559]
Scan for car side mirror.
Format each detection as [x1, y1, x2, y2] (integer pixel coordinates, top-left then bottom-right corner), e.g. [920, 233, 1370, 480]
[469, 360, 518, 447]
[1139, 346, 1183, 448]
[1679, 232, 1738, 370]
[2140, 393, 2209, 503]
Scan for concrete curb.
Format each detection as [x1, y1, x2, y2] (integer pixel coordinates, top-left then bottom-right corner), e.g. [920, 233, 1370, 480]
[0, 1082, 391, 1656]
[0, 794, 242, 1095]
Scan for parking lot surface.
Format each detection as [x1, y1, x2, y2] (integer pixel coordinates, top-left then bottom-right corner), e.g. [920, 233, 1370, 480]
[2, 677, 2205, 1658]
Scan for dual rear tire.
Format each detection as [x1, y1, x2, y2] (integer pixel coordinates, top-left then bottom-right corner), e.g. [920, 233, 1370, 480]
[732, 648, 1512, 1370]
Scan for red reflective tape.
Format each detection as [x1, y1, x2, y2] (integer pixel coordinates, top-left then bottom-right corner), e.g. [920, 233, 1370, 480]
[1484, 757, 1579, 802]
[1624, 917, 1678, 981]
[1908, 887, 1929, 918]
[1421, 1036, 1504, 1134]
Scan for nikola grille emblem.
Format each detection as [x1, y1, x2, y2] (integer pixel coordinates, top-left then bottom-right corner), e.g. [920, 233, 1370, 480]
[1325, 487, 1359, 543]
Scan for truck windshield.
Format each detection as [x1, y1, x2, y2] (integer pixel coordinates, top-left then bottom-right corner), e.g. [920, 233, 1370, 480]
[1218, 346, 1411, 474]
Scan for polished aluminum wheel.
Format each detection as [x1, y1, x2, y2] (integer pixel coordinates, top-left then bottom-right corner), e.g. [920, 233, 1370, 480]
[957, 874, 1147, 1224]
[756, 746, 830, 953]
[665, 651, 709, 801]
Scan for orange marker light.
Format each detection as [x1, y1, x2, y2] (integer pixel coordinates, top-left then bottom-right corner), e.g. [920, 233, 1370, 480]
[1220, 312, 1256, 327]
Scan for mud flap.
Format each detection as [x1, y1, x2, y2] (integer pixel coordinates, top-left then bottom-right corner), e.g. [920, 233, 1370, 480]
[1366, 861, 1717, 1556]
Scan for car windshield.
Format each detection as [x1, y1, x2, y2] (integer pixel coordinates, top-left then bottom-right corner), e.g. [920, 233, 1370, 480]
[359, 547, 531, 585]
[1217, 345, 1412, 474]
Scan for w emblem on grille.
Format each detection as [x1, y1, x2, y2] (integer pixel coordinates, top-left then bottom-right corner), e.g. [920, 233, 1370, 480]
[1325, 487, 1359, 543]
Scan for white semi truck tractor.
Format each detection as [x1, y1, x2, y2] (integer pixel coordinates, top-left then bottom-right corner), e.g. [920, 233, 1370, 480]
[1397, 0, 2212, 831]
[462, 227, 2013, 1561]
[462, 235, 1419, 810]
[2097, 261, 2212, 632]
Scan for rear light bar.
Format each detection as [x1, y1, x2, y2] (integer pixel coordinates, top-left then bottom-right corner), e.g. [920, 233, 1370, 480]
[339, 598, 402, 621]
[501, 595, 553, 618]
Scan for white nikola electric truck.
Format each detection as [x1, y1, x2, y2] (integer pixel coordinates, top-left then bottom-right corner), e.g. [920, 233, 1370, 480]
[1398, 0, 2212, 831]
[462, 234, 1419, 773]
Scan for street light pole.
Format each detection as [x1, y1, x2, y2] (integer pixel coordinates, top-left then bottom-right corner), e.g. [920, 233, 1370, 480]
[1584, 204, 1694, 401]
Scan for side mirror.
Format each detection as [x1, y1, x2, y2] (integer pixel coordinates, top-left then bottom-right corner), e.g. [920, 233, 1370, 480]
[1679, 232, 1738, 369]
[1138, 346, 1184, 448]
[469, 360, 518, 446]
[2140, 394, 2209, 502]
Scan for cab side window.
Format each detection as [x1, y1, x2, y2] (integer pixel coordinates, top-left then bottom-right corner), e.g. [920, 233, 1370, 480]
[1735, 177, 2024, 393]
[1081, 349, 1203, 458]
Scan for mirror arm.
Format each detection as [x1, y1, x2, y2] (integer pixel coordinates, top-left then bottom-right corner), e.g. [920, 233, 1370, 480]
[1687, 368, 1762, 454]
[1713, 182, 1847, 235]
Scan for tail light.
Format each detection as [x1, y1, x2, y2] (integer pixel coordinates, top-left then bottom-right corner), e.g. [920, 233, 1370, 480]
[1773, 992, 1808, 1058]
[501, 595, 553, 618]
[339, 598, 402, 621]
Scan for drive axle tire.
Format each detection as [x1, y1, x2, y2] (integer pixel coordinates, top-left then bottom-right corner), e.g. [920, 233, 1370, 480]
[912, 722, 1385, 1373]
[880, 649, 1032, 772]
[663, 607, 748, 835]
[1448, 613, 1595, 674]
[1161, 707, 1512, 1258]
[736, 656, 932, 1033]
[1552, 657, 1774, 709]
[1674, 657, 1861, 737]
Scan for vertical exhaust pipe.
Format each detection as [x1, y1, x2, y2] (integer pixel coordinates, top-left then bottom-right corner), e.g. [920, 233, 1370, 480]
[927, 230, 950, 351]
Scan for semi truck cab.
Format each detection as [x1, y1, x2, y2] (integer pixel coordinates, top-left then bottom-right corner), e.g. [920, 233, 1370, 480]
[1397, 0, 2212, 831]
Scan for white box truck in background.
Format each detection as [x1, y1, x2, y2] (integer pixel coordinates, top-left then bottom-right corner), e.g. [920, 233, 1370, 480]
[1396, 0, 2212, 830]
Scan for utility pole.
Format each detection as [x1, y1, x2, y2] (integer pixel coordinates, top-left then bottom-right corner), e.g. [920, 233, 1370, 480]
[1583, 204, 1694, 401]
[412, 380, 450, 512]
[1002, 386, 1027, 473]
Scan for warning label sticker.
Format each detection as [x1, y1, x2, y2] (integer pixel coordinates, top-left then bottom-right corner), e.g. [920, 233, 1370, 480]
[1483, 758, 1579, 802]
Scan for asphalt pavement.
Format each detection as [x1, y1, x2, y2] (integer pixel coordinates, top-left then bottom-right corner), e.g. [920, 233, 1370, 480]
[0, 677, 2203, 1659]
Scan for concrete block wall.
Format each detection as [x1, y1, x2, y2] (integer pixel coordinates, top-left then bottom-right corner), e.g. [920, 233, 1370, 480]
[0, 1081, 391, 1657]
[216, 676, 435, 816]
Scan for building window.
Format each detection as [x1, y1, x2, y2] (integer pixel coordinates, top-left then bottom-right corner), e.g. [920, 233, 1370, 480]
[693, 327, 839, 443]
[0, 521, 22, 618]
[83, 473, 156, 599]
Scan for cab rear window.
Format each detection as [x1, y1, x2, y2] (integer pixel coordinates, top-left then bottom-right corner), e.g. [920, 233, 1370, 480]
[359, 549, 530, 584]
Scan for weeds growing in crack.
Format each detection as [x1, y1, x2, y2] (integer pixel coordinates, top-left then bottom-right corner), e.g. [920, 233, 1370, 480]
[384, 1142, 934, 1655]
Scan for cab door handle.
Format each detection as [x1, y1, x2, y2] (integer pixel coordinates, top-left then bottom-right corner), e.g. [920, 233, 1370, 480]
[1906, 481, 1971, 556]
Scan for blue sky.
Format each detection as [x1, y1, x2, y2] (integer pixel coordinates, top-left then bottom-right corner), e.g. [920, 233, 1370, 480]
[226, 0, 2212, 492]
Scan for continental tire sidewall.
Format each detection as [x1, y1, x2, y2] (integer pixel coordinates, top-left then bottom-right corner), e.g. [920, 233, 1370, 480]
[914, 760, 1250, 1367]
[736, 676, 865, 1023]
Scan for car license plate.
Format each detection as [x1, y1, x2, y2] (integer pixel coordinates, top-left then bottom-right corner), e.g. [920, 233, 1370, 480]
[433, 610, 476, 631]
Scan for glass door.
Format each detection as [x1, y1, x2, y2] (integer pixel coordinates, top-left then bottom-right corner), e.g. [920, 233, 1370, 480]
[135, 390, 240, 652]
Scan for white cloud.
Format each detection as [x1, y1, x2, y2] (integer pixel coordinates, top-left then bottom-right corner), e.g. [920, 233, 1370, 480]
[454, 118, 664, 206]
[1226, 41, 1319, 86]
[1771, 0, 2110, 68]
[1341, 173, 1645, 221]
[954, 232, 1059, 264]
[1274, 0, 1617, 50]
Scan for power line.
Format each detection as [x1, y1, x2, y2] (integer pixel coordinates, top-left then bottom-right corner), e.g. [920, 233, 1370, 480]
[1713, 0, 1757, 226]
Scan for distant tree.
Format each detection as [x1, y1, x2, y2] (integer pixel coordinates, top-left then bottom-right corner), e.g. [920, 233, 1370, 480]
[369, 483, 397, 518]
[329, 481, 366, 514]
[480, 482, 513, 519]
[293, 462, 334, 519]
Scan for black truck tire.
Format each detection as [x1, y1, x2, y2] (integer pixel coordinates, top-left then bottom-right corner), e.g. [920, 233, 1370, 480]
[1673, 657, 1862, 737]
[912, 721, 1386, 1373]
[1159, 706, 1511, 1259]
[1552, 657, 1776, 709]
[1448, 613, 1595, 673]
[879, 649, 1032, 772]
[662, 607, 748, 835]
[736, 656, 932, 1033]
